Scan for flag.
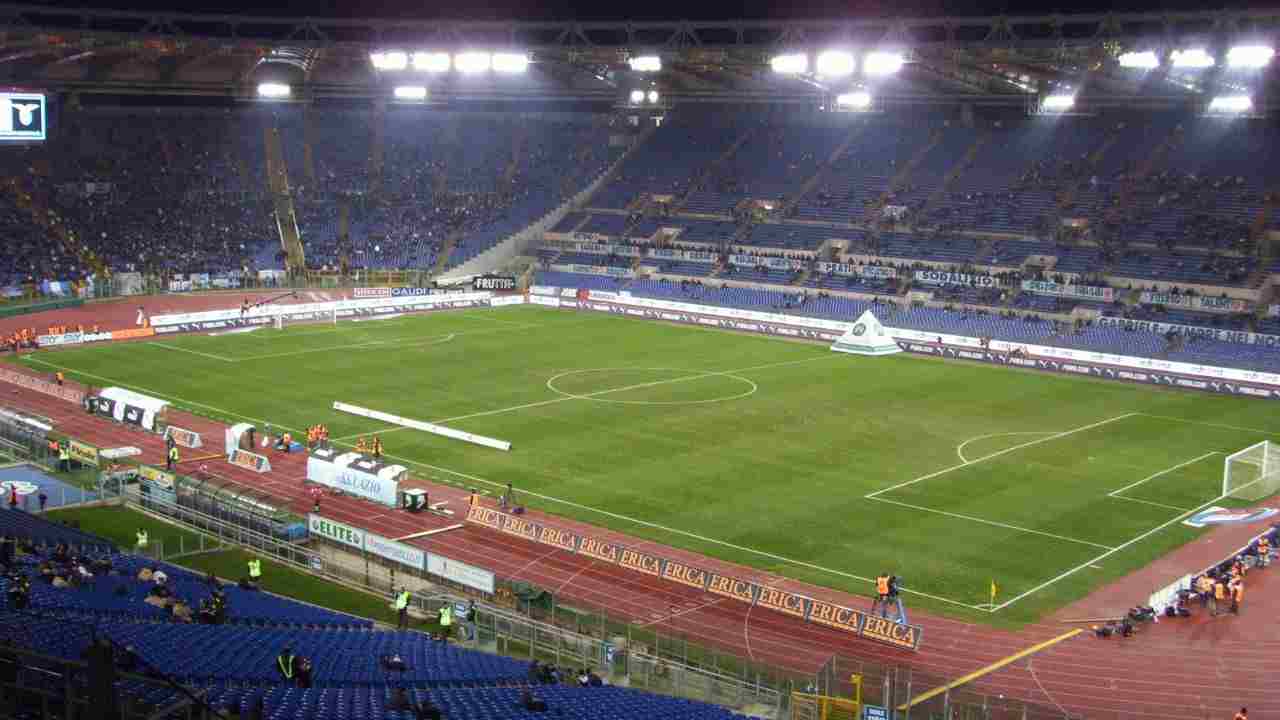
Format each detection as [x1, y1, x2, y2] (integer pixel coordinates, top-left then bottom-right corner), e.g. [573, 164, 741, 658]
[990, 579, 999, 605]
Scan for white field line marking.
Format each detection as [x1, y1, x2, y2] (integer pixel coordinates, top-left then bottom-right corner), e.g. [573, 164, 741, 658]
[22, 352, 985, 611]
[1106, 452, 1219, 499]
[865, 496, 1115, 550]
[867, 413, 1139, 499]
[956, 431, 1055, 463]
[1137, 414, 1280, 438]
[990, 488, 1240, 612]
[1107, 495, 1193, 512]
[427, 354, 832, 426]
[331, 356, 819, 441]
[147, 341, 235, 363]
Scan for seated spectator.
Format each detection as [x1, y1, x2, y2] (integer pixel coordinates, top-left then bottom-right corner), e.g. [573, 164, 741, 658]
[136, 567, 153, 583]
[152, 569, 168, 586]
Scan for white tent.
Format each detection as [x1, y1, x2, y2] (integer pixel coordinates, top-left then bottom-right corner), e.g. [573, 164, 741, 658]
[830, 310, 902, 356]
[98, 387, 169, 431]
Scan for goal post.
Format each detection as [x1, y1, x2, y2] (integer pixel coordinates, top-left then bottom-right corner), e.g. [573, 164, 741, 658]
[1223, 440, 1279, 502]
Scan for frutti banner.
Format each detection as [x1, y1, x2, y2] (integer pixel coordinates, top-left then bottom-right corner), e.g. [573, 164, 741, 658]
[67, 439, 99, 468]
[464, 505, 924, 650]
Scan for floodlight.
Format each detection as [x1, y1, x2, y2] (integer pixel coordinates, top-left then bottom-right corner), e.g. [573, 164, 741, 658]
[836, 91, 872, 108]
[454, 52, 492, 73]
[394, 86, 427, 100]
[257, 83, 291, 98]
[370, 51, 408, 71]
[863, 52, 904, 76]
[492, 53, 529, 73]
[1041, 94, 1076, 111]
[1227, 45, 1275, 68]
[816, 50, 855, 77]
[646, 90, 659, 103]
[1118, 51, 1159, 69]
[629, 89, 645, 104]
[629, 55, 661, 72]
[1171, 49, 1215, 68]
[1208, 95, 1252, 113]
[412, 52, 451, 72]
[770, 54, 808, 75]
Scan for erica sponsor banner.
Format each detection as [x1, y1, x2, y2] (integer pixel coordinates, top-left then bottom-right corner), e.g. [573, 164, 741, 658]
[1021, 279, 1114, 303]
[913, 269, 996, 288]
[860, 614, 924, 650]
[0, 368, 84, 403]
[755, 586, 809, 619]
[67, 439, 99, 468]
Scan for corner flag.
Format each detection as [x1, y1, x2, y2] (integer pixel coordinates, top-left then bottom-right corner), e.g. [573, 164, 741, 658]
[990, 579, 999, 605]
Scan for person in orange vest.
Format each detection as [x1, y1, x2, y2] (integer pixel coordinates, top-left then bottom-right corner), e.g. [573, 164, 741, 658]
[55, 371, 64, 386]
[872, 573, 891, 617]
[469, 488, 480, 509]
[1235, 707, 1248, 720]
[372, 435, 383, 459]
[1229, 578, 1243, 615]
[355, 437, 368, 455]
[1212, 577, 1226, 616]
[1258, 536, 1272, 568]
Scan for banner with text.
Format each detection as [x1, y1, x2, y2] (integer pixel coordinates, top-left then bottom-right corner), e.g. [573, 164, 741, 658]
[464, 504, 923, 650]
[729, 254, 806, 270]
[914, 270, 997, 288]
[1097, 316, 1280, 348]
[1139, 292, 1251, 313]
[1021, 280, 1114, 303]
[816, 262, 898, 279]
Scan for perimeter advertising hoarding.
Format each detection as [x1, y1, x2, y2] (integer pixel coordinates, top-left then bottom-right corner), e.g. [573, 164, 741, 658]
[463, 505, 924, 650]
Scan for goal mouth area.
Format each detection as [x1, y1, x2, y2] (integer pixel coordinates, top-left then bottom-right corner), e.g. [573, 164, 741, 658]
[1223, 440, 1279, 503]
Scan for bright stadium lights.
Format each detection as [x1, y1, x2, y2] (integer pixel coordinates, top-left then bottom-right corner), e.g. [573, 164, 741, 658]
[1170, 49, 1215, 68]
[836, 91, 872, 109]
[1208, 95, 1253, 113]
[256, 83, 291, 98]
[629, 89, 645, 103]
[492, 53, 529, 73]
[394, 86, 428, 100]
[370, 51, 408, 71]
[863, 52, 904, 76]
[770, 53, 808, 74]
[412, 52, 451, 72]
[629, 55, 661, 72]
[816, 50, 855, 77]
[454, 52, 492, 74]
[1227, 45, 1275, 68]
[647, 90, 659, 103]
[1041, 94, 1076, 111]
[1118, 50, 1160, 69]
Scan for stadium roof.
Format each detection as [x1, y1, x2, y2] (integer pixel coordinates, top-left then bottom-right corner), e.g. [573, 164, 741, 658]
[0, 3, 1277, 108]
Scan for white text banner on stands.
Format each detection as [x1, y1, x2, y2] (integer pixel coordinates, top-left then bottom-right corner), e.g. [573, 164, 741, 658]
[914, 270, 996, 288]
[310, 513, 490, 588]
[1139, 291, 1251, 313]
[333, 401, 512, 452]
[1021, 280, 1114, 303]
[308, 514, 365, 550]
[364, 532, 426, 570]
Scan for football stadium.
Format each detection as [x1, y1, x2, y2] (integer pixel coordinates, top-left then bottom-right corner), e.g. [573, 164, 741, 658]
[0, 3, 1279, 719]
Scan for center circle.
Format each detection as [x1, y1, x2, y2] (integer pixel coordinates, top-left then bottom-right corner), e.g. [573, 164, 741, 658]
[545, 367, 758, 406]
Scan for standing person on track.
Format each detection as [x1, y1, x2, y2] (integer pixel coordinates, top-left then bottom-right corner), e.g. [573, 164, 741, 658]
[872, 573, 891, 617]
[372, 435, 383, 460]
[166, 444, 179, 472]
[395, 587, 411, 630]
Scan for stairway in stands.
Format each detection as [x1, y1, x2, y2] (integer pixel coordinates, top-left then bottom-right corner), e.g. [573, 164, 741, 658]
[263, 123, 307, 272]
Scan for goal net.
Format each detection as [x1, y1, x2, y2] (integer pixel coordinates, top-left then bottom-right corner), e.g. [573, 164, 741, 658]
[273, 308, 337, 330]
[1223, 440, 1279, 502]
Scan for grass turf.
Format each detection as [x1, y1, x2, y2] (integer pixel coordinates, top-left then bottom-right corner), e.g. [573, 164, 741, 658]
[16, 305, 1280, 626]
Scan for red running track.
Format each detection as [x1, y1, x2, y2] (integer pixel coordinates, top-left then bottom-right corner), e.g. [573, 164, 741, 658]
[2, 294, 1277, 718]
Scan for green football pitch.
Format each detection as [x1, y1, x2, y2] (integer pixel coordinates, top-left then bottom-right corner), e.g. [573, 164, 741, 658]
[15, 305, 1280, 625]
